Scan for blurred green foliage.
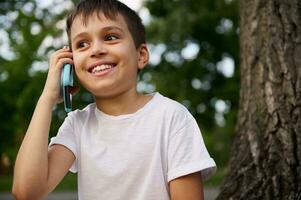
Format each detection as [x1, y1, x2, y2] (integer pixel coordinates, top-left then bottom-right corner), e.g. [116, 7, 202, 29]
[0, 0, 239, 178]
[143, 0, 239, 167]
[0, 0, 88, 175]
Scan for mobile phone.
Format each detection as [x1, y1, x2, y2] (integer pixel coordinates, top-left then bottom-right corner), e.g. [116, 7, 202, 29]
[61, 63, 73, 112]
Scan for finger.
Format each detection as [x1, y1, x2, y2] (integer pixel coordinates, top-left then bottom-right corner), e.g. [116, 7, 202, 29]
[51, 53, 73, 66]
[55, 52, 73, 60]
[50, 46, 72, 60]
[57, 45, 71, 52]
[51, 46, 70, 57]
[50, 52, 73, 68]
[56, 58, 74, 70]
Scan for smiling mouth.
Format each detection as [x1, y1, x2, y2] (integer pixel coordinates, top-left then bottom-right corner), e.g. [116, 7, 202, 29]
[88, 64, 117, 74]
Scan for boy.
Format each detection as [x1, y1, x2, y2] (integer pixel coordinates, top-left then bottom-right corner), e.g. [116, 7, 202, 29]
[12, 0, 216, 199]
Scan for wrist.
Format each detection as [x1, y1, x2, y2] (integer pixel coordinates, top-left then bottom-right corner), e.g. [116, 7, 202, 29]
[38, 93, 57, 108]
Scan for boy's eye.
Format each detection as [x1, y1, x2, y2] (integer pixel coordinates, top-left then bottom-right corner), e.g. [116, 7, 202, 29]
[105, 34, 119, 41]
[77, 41, 89, 48]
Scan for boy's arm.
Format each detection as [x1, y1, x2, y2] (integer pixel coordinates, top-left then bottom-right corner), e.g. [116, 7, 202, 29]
[169, 172, 204, 200]
[12, 47, 76, 200]
[12, 95, 75, 200]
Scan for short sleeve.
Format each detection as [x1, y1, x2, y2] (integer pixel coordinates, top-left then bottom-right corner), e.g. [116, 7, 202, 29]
[167, 118, 216, 182]
[49, 113, 78, 173]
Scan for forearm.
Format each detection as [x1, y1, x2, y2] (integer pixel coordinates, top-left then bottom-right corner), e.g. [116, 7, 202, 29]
[12, 94, 54, 198]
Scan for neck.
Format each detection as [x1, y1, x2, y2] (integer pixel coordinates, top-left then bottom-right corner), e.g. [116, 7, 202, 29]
[94, 88, 149, 116]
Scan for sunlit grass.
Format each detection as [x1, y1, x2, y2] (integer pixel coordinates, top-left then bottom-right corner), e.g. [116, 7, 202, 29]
[0, 168, 225, 193]
[0, 172, 77, 192]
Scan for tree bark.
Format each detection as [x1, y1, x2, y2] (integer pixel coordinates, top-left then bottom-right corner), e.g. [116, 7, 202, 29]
[217, 0, 301, 199]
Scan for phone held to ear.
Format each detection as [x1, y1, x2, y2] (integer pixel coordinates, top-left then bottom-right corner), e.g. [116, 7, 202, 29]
[61, 63, 73, 112]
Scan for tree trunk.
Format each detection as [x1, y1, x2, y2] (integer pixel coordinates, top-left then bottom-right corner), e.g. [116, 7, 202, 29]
[217, 0, 301, 199]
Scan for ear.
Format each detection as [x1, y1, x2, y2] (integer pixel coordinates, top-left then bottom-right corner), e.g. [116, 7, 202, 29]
[137, 44, 149, 70]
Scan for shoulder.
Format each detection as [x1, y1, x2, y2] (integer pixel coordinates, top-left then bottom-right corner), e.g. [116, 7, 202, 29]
[154, 93, 194, 130]
[156, 93, 193, 118]
[66, 103, 96, 122]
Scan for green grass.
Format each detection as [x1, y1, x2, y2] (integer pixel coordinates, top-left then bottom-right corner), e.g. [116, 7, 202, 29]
[0, 172, 77, 192]
[1, 168, 225, 193]
[54, 172, 77, 191]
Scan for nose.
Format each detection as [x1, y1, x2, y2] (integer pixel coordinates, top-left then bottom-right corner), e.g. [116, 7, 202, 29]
[90, 41, 108, 57]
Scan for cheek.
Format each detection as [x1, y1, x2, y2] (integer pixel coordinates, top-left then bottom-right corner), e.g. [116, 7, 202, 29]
[121, 48, 138, 65]
[72, 53, 84, 69]
[116, 42, 138, 63]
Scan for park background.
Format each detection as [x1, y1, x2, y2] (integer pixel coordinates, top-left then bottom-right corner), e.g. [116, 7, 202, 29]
[0, 0, 239, 197]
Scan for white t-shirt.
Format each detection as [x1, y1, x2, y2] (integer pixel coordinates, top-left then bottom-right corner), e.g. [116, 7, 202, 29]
[49, 92, 216, 200]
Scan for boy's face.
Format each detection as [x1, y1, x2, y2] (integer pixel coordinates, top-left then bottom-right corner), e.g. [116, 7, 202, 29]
[70, 12, 148, 98]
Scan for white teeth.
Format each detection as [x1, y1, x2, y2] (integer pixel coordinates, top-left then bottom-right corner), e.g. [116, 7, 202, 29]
[91, 64, 113, 74]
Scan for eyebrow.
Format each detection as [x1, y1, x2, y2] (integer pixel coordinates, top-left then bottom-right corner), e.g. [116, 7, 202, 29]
[71, 26, 124, 42]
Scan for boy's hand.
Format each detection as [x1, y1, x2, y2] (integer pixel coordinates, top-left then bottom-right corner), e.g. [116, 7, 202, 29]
[41, 46, 76, 105]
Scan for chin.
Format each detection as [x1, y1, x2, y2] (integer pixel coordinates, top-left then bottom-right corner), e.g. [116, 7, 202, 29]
[87, 86, 120, 99]
[93, 92, 121, 100]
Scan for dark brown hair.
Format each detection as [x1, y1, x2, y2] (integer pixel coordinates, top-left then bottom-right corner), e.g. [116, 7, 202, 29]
[66, 0, 145, 49]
